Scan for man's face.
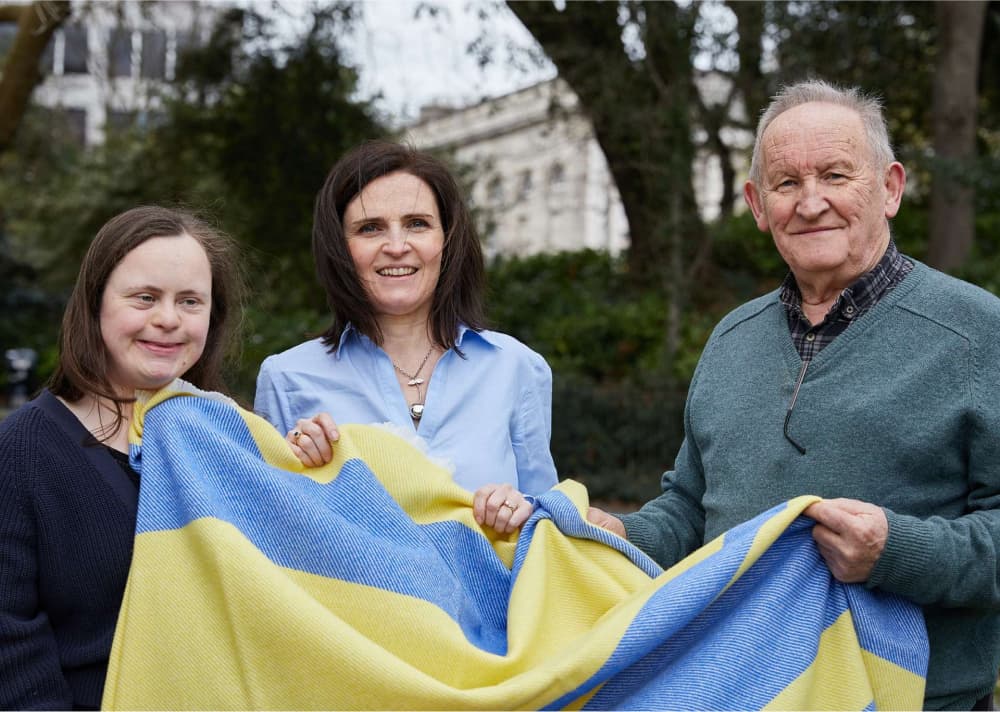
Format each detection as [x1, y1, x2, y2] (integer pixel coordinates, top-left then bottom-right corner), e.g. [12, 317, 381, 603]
[744, 102, 905, 289]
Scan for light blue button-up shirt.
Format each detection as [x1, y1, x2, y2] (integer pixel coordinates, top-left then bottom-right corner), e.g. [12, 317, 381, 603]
[254, 325, 558, 495]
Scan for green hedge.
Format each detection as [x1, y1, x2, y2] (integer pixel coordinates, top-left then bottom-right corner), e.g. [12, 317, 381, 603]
[485, 250, 688, 504]
[549, 372, 684, 504]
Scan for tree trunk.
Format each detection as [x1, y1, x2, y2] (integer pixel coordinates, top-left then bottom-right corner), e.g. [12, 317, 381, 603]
[728, 0, 767, 126]
[0, 1, 71, 155]
[508, 1, 703, 291]
[926, 0, 987, 272]
[509, 1, 705, 375]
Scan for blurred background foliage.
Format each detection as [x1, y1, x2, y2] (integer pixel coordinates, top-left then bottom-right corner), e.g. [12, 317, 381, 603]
[2, 1, 1000, 504]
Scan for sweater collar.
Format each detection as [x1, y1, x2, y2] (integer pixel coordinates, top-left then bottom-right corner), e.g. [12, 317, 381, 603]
[779, 240, 911, 324]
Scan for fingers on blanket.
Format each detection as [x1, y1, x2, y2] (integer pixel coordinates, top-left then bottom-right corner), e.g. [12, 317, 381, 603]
[287, 414, 340, 468]
[805, 498, 887, 583]
[586, 507, 627, 538]
[473, 483, 532, 535]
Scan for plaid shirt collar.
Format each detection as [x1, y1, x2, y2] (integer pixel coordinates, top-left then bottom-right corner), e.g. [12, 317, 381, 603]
[779, 240, 912, 360]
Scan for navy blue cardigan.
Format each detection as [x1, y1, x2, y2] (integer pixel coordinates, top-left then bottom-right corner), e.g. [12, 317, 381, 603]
[0, 390, 138, 710]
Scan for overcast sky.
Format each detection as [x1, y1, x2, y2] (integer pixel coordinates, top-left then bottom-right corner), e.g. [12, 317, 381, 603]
[341, 0, 556, 125]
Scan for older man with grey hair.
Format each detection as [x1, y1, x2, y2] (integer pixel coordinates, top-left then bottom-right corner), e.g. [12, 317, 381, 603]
[588, 79, 1000, 709]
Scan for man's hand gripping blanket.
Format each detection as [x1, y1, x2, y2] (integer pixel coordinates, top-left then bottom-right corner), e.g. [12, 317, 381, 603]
[103, 383, 928, 710]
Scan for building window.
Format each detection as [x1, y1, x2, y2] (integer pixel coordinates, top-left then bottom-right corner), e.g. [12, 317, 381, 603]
[549, 162, 565, 185]
[486, 176, 504, 205]
[107, 110, 136, 132]
[483, 219, 498, 247]
[0, 23, 17, 62]
[62, 24, 88, 74]
[137, 110, 166, 130]
[108, 28, 132, 78]
[38, 29, 55, 74]
[64, 108, 87, 146]
[170, 30, 196, 80]
[141, 29, 166, 79]
[517, 170, 533, 200]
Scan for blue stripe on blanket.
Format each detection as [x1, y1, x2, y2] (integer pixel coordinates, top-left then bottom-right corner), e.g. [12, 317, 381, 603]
[136, 399, 514, 653]
[574, 522, 844, 709]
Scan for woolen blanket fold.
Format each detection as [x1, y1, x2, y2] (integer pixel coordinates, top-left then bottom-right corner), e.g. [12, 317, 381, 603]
[102, 382, 927, 710]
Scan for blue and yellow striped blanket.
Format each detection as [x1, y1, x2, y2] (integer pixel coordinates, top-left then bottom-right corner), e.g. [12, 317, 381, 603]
[103, 383, 928, 710]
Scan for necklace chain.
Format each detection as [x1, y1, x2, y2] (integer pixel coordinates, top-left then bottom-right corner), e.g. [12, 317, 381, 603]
[391, 346, 433, 382]
[391, 346, 434, 421]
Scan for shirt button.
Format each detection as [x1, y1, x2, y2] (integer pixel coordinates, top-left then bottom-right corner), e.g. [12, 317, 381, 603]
[805, 333, 816, 342]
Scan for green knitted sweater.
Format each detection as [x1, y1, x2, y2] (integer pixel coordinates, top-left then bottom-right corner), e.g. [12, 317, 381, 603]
[623, 261, 1000, 710]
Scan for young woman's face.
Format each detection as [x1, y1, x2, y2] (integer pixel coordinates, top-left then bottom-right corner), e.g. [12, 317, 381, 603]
[100, 234, 213, 394]
[344, 171, 445, 324]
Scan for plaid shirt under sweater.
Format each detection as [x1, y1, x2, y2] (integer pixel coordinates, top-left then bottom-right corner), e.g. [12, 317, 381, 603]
[779, 241, 913, 362]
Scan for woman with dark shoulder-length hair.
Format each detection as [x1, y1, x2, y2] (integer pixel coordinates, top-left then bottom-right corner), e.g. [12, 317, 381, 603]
[0, 205, 245, 709]
[255, 140, 558, 532]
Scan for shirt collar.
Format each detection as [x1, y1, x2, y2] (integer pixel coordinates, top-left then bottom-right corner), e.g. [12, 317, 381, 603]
[333, 323, 365, 359]
[334, 322, 498, 358]
[779, 240, 906, 319]
[456, 324, 501, 350]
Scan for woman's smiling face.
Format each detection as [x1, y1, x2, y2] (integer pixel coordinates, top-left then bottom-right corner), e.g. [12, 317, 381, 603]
[99, 233, 213, 394]
[344, 171, 445, 324]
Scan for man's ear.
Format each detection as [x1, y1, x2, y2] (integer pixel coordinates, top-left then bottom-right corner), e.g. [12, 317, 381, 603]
[744, 181, 769, 232]
[883, 162, 906, 219]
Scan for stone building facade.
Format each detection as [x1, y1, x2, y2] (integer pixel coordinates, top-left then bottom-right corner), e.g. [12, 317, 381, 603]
[404, 76, 751, 258]
[404, 79, 630, 258]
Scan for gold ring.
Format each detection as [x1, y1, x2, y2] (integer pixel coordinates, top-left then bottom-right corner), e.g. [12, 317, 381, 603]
[502, 500, 516, 511]
[292, 430, 301, 441]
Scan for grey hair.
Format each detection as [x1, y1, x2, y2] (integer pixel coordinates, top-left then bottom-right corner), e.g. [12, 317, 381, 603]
[748, 79, 895, 186]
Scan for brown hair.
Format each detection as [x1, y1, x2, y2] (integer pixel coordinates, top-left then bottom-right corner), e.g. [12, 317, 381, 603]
[312, 140, 486, 350]
[49, 205, 246, 435]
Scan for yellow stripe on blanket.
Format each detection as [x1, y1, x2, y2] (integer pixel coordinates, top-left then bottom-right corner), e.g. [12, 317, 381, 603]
[105, 382, 927, 710]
